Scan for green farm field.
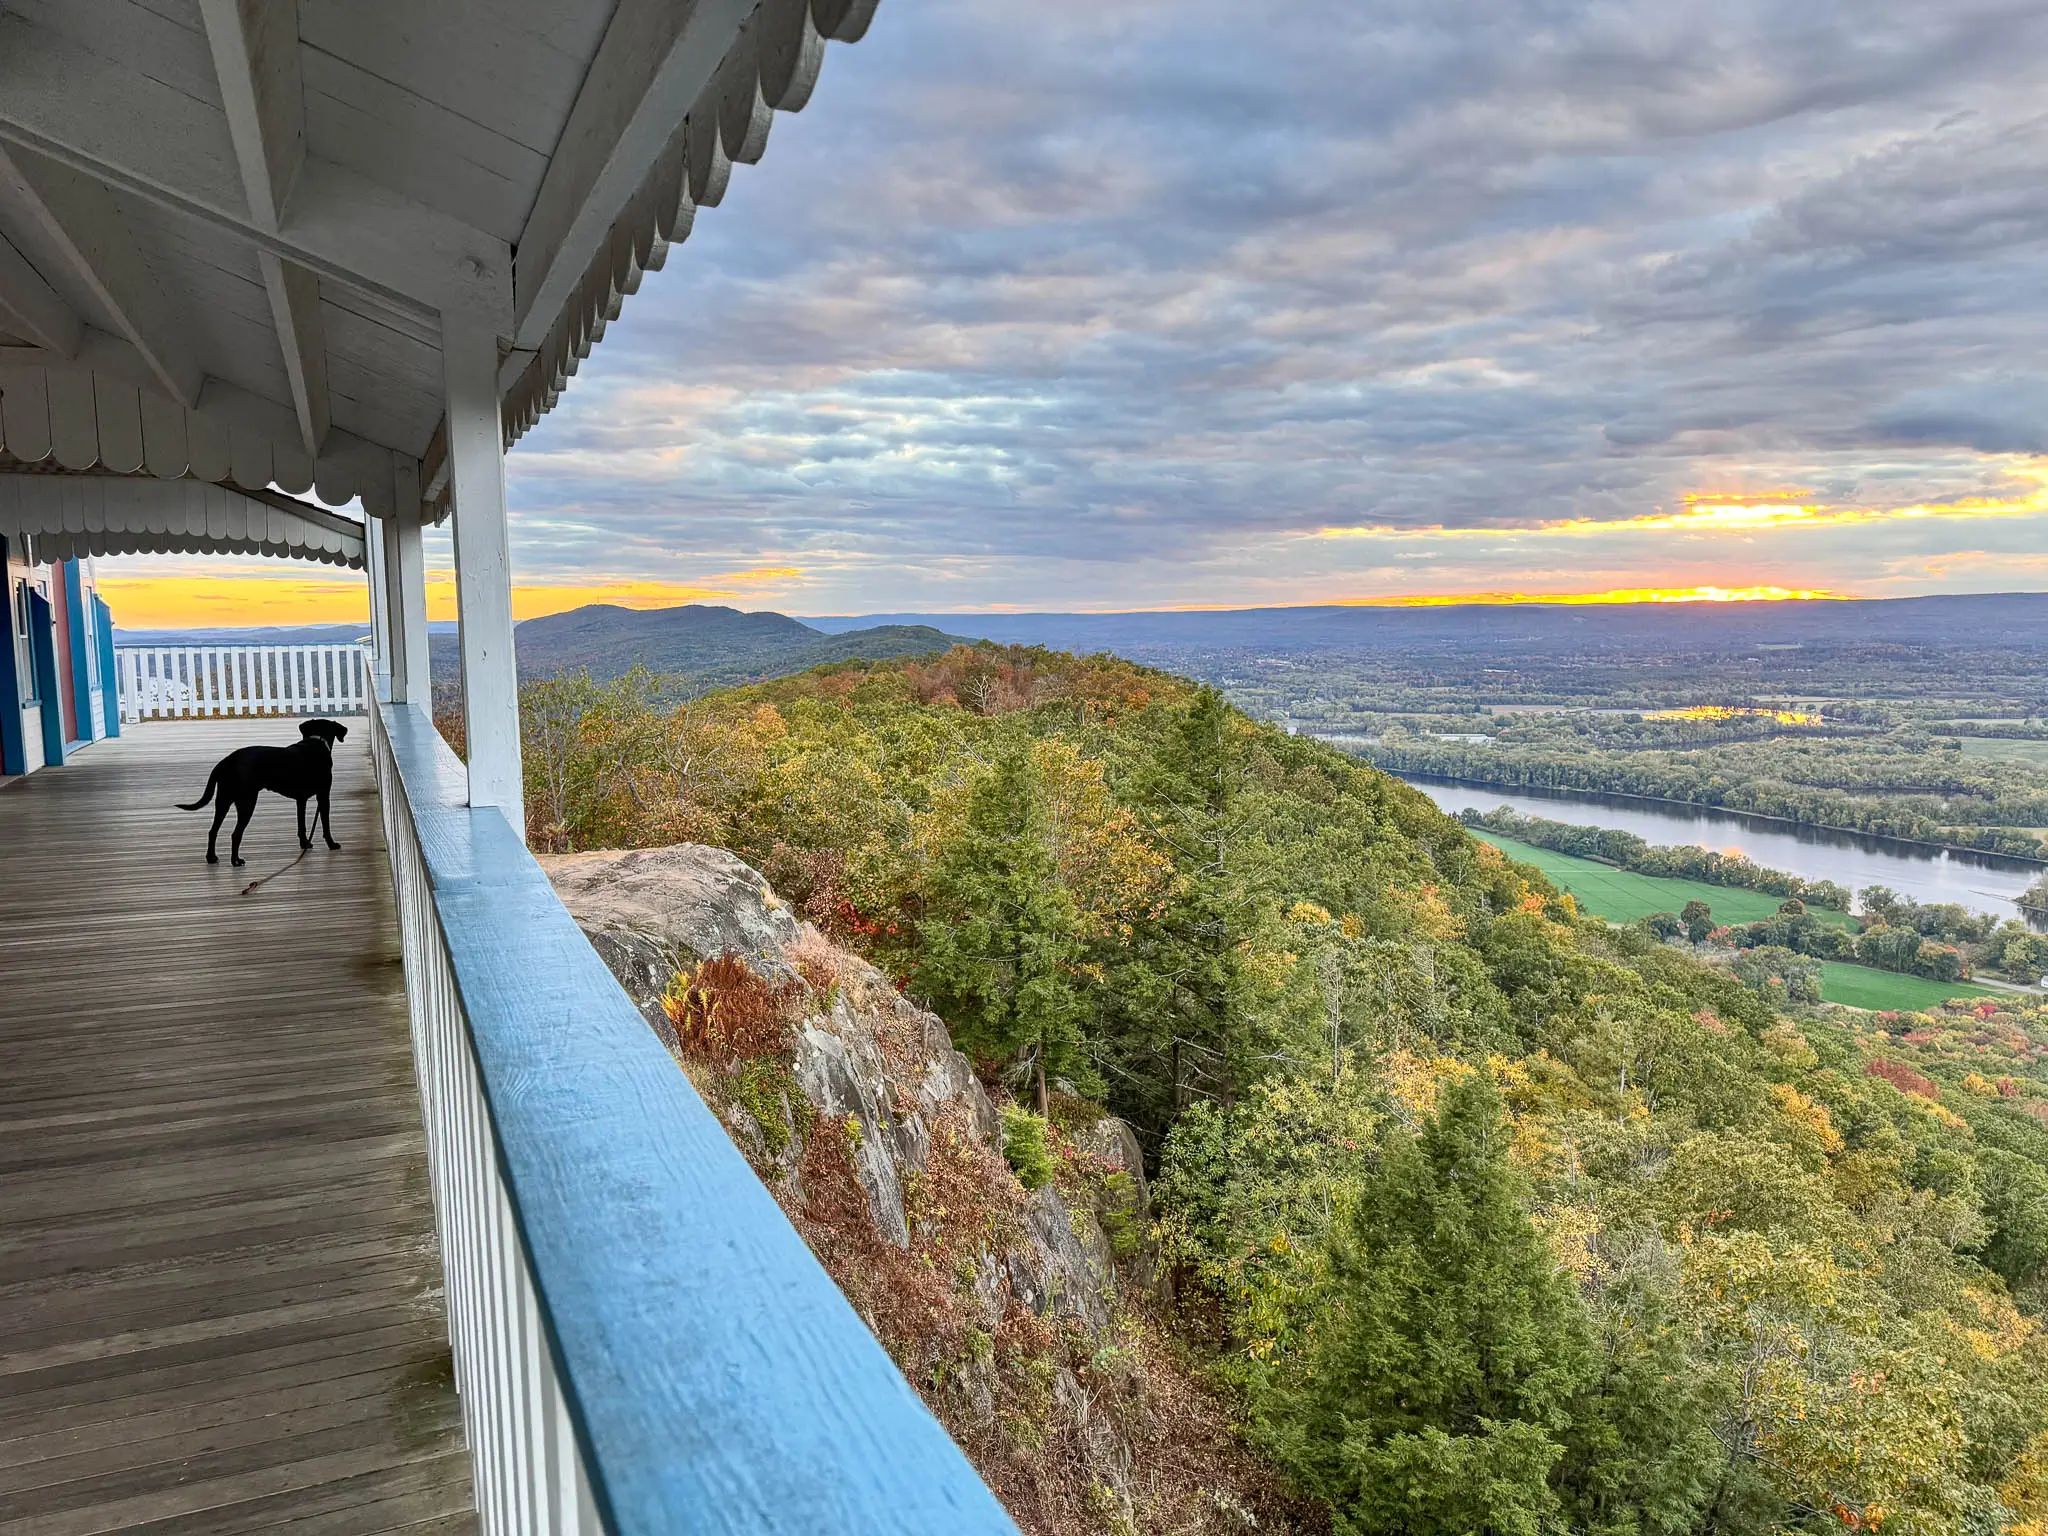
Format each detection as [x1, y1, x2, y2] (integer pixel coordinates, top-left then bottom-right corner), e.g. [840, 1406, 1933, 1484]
[1471, 832, 2004, 1010]
[1959, 737, 2048, 769]
[1814, 962, 2003, 1011]
[1470, 832, 1847, 927]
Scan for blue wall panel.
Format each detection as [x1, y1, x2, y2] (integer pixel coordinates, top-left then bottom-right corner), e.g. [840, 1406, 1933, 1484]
[62, 561, 93, 744]
[93, 594, 119, 738]
[0, 539, 26, 776]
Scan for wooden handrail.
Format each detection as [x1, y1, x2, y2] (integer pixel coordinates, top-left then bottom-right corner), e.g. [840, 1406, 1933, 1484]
[369, 696, 1014, 1535]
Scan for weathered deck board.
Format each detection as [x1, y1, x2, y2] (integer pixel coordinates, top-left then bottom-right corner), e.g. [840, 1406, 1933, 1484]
[0, 723, 475, 1535]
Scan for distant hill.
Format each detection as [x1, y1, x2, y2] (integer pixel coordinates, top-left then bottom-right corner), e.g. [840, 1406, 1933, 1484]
[115, 623, 378, 646]
[428, 603, 965, 688]
[807, 592, 2048, 655]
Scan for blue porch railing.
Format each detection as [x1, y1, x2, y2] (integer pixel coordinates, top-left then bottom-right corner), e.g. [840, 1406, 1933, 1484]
[369, 696, 1015, 1534]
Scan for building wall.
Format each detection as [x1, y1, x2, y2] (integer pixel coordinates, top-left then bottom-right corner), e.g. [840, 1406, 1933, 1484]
[2, 540, 111, 777]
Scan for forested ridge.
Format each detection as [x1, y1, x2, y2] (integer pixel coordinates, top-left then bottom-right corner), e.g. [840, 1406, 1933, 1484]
[492, 645, 2048, 1535]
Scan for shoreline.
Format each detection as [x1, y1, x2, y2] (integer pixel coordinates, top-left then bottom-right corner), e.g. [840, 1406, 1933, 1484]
[1374, 764, 2048, 871]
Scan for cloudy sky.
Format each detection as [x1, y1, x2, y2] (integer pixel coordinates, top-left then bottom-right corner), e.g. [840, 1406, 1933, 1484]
[106, 0, 2048, 624]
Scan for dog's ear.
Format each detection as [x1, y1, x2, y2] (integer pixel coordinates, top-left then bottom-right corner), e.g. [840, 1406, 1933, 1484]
[333, 722, 348, 741]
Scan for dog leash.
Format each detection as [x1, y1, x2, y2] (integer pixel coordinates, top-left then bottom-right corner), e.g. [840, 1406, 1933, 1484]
[239, 844, 311, 897]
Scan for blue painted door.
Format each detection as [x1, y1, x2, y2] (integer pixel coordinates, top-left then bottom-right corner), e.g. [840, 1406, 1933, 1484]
[28, 589, 61, 768]
[0, 543, 26, 776]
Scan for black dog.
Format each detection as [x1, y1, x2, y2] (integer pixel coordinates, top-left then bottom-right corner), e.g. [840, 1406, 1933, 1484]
[178, 719, 349, 866]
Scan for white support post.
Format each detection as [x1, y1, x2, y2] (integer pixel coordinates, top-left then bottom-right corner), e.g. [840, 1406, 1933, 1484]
[440, 312, 523, 829]
[389, 456, 431, 709]
[364, 511, 391, 690]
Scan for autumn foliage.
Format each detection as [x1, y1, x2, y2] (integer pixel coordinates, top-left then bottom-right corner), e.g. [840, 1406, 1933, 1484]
[514, 645, 2048, 1536]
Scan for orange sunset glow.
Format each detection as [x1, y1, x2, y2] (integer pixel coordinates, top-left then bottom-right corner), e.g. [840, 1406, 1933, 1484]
[94, 567, 810, 630]
[1355, 585, 1850, 607]
[1312, 466, 2048, 545]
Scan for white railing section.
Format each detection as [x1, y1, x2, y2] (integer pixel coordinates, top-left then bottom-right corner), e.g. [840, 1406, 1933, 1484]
[115, 643, 371, 722]
[365, 696, 1019, 1534]
[372, 707, 601, 1536]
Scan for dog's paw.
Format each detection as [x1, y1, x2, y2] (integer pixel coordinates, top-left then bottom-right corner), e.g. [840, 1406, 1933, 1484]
[231, 857, 246, 867]
[206, 852, 218, 864]
[326, 840, 343, 850]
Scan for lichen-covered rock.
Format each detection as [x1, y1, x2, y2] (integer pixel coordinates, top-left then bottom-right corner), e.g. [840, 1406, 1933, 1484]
[542, 840, 1290, 1531]
[539, 844, 803, 1016]
[788, 971, 1008, 1249]
[1008, 1184, 1115, 1334]
[793, 1001, 913, 1248]
[539, 845, 804, 957]
[1070, 1114, 1149, 1213]
[541, 842, 999, 1249]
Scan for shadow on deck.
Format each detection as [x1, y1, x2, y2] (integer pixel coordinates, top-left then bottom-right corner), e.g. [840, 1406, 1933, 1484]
[0, 722, 476, 1534]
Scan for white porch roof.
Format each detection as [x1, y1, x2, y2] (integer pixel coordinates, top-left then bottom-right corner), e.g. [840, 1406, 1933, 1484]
[0, 467, 367, 566]
[0, 0, 872, 533]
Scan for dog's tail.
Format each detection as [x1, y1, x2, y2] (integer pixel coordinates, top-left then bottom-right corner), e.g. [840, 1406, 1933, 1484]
[176, 766, 219, 811]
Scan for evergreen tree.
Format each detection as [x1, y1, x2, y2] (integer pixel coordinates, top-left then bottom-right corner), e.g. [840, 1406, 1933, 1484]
[1101, 688, 1255, 1129]
[1553, 1274, 1719, 1535]
[1258, 1073, 1595, 1536]
[914, 729, 1091, 1107]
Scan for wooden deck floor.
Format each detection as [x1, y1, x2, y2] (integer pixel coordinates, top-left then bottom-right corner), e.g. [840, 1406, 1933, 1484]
[0, 723, 476, 1535]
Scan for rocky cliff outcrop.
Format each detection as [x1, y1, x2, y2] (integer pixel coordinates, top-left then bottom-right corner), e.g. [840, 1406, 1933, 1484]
[539, 843, 1302, 1535]
[539, 842, 1132, 1343]
[540, 845, 803, 1047]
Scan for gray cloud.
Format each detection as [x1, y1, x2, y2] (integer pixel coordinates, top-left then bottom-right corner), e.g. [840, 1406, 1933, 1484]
[505, 0, 2048, 607]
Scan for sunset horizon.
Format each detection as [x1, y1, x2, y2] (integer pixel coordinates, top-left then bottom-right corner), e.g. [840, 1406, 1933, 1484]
[95, 567, 2048, 633]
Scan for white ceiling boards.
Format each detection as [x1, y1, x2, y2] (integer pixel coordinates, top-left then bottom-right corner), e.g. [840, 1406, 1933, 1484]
[0, 0, 877, 532]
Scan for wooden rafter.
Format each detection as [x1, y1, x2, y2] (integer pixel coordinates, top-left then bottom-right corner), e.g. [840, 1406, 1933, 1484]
[0, 145, 201, 407]
[0, 227, 81, 357]
[197, 0, 331, 457]
[195, 0, 305, 231]
[258, 252, 330, 458]
[0, 8, 510, 326]
[511, 0, 753, 349]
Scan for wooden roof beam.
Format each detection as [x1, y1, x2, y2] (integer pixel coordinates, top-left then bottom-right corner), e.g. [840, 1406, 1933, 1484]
[259, 253, 330, 458]
[510, 0, 754, 350]
[0, 227, 82, 358]
[197, 0, 330, 457]
[0, 9, 510, 329]
[196, 0, 305, 231]
[0, 146, 201, 408]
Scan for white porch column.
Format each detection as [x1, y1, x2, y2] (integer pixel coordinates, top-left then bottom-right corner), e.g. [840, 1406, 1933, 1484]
[364, 511, 391, 688]
[387, 455, 431, 708]
[440, 312, 523, 829]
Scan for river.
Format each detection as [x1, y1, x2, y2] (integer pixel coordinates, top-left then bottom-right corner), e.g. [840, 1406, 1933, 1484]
[1392, 773, 2047, 929]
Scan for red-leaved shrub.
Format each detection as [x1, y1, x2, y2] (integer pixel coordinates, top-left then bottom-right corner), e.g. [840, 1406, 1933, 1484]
[1866, 1059, 1939, 1100]
[662, 954, 798, 1062]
